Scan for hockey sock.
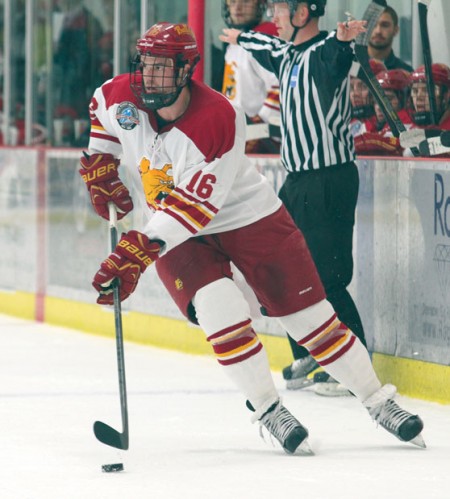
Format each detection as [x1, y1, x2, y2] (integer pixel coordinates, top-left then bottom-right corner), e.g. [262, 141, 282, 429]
[193, 278, 279, 417]
[278, 300, 381, 401]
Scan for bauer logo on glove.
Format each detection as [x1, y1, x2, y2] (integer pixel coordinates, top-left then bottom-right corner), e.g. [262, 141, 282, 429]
[79, 152, 134, 220]
[93, 230, 163, 305]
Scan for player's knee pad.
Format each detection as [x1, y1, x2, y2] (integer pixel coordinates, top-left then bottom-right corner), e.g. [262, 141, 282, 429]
[192, 277, 251, 335]
[277, 299, 335, 341]
[193, 278, 262, 365]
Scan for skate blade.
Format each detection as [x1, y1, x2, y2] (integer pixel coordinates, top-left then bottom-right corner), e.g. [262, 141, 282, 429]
[314, 383, 352, 397]
[409, 434, 426, 449]
[295, 438, 314, 456]
[286, 378, 315, 390]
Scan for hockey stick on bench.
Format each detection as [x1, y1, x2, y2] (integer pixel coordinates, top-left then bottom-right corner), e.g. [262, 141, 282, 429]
[418, 0, 438, 125]
[93, 202, 129, 450]
[353, 0, 420, 156]
[399, 128, 450, 156]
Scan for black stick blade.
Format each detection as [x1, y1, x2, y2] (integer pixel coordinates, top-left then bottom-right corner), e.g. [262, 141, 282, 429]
[355, 1, 386, 46]
[94, 420, 129, 450]
[441, 131, 450, 147]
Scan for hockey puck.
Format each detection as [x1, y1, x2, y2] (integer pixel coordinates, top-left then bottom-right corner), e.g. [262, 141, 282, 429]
[101, 463, 124, 473]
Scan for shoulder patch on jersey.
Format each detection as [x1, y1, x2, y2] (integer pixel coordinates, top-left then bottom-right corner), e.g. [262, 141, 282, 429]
[116, 101, 140, 130]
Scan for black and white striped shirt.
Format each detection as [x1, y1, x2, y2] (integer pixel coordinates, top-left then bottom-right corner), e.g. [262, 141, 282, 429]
[238, 30, 356, 172]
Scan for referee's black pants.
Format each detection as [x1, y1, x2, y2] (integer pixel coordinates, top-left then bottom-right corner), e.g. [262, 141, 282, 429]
[279, 161, 367, 360]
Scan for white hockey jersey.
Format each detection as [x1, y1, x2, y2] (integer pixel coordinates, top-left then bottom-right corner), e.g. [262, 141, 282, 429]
[87, 75, 282, 254]
[222, 22, 280, 124]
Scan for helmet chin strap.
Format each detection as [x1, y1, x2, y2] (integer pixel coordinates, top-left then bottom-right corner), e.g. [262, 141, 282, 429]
[289, 12, 311, 42]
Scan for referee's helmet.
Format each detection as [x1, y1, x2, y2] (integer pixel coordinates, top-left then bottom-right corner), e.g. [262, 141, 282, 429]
[270, 0, 326, 18]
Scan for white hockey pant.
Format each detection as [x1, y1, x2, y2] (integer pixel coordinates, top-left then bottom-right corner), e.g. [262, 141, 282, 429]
[278, 300, 381, 401]
[192, 278, 279, 419]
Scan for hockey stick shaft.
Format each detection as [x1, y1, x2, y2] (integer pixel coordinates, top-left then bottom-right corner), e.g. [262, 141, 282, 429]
[93, 202, 129, 450]
[418, 1, 438, 125]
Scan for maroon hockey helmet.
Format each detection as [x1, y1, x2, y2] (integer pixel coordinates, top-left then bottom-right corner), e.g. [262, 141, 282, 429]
[130, 23, 201, 110]
[377, 69, 410, 91]
[410, 63, 450, 87]
[222, 0, 267, 30]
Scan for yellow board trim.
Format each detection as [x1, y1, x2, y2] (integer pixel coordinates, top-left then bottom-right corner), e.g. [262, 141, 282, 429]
[0, 291, 35, 320]
[1, 291, 449, 404]
[372, 353, 450, 405]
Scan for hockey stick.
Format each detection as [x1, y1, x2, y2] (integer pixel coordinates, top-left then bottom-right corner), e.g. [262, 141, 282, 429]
[353, 1, 420, 156]
[418, 136, 450, 156]
[400, 129, 450, 156]
[418, 0, 438, 125]
[441, 130, 450, 147]
[93, 202, 129, 450]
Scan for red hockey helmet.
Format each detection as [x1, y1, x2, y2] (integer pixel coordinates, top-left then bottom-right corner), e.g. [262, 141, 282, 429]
[409, 63, 450, 125]
[130, 23, 201, 110]
[410, 63, 450, 87]
[377, 69, 410, 90]
[222, 0, 267, 30]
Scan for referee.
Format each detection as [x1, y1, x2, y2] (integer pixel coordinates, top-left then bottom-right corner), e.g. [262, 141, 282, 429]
[220, 1, 368, 394]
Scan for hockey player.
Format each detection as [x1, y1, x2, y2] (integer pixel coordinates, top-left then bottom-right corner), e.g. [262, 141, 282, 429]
[350, 59, 386, 140]
[354, 68, 412, 156]
[375, 69, 412, 132]
[409, 63, 450, 130]
[401, 64, 450, 156]
[401, 63, 450, 157]
[80, 22, 425, 454]
[222, 0, 280, 153]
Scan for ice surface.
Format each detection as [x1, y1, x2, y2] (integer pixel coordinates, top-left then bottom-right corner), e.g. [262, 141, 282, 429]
[0, 314, 449, 499]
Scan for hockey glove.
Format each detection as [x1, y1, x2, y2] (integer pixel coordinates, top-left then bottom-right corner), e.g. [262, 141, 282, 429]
[93, 230, 162, 305]
[354, 133, 402, 156]
[79, 152, 133, 220]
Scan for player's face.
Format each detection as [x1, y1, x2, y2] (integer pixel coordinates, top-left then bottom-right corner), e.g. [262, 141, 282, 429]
[141, 55, 177, 94]
[227, 0, 259, 25]
[411, 82, 442, 112]
[369, 12, 398, 50]
[269, 2, 293, 41]
[350, 78, 371, 107]
[375, 89, 400, 122]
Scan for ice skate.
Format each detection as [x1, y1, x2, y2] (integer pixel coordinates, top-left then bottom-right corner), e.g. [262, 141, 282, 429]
[364, 384, 425, 448]
[282, 356, 319, 390]
[313, 372, 352, 397]
[256, 400, 313, 455]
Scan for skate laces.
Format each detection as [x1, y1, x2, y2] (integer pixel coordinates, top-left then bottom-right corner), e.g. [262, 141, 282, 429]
[372, 399, 412, 432]
[259, 403, 300, 444]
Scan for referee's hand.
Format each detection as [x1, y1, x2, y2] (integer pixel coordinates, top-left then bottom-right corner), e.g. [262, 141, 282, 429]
[336, 20, 367, 42]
